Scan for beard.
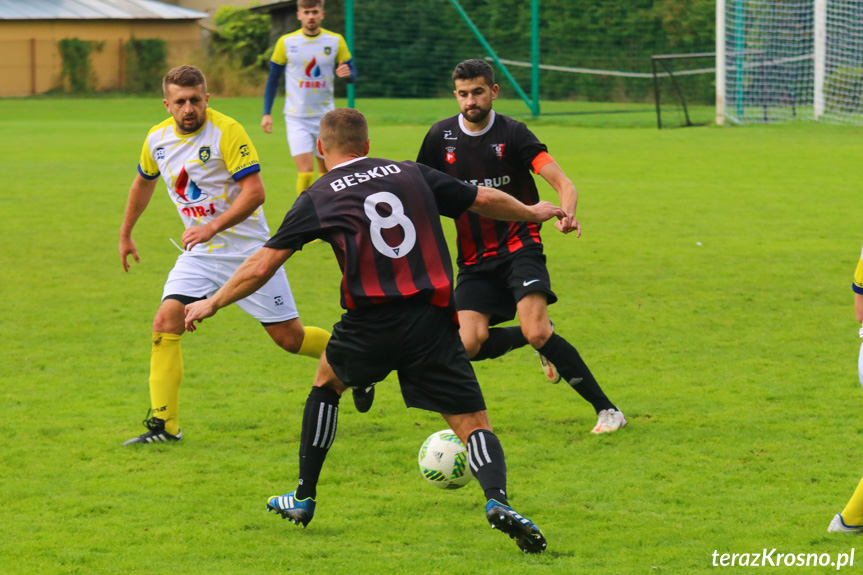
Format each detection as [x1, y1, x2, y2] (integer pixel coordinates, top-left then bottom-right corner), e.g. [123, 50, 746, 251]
[462, 106, 490, 124]
[178, 113, 204, 134]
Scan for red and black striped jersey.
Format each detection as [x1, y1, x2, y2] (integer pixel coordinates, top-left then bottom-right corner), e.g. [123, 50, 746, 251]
[417, 111, 553, 266]
[265, 157, 477, 314]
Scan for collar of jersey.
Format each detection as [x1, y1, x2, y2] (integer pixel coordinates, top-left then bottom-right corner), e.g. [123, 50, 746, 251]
[458, 110, 496, 137]
[330, 156, 367, 170]
[301, 29, 323, 39]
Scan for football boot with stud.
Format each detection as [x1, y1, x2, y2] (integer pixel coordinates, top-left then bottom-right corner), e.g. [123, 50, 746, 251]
[267, 491, 316, 527]
[591, 408, 627, 434]
[123, 412, 182, 446]
[537, 320, 561, 383]
[486, 499, 547, 554]
[352, 385, 375, 413]
[828, 513, 863, 533]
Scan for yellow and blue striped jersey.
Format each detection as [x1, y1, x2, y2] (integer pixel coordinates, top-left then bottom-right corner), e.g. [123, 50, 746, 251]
[138, 108, 270, 255]
[271, 28, 351, 119]
[854, 244, 863, 294]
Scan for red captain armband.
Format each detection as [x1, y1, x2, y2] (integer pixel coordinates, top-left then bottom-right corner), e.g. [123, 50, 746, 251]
[531, 151, 554, 174]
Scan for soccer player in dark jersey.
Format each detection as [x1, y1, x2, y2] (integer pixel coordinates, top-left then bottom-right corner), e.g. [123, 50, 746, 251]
[416, 59, 626, 434]
[183, 108, 564, 553]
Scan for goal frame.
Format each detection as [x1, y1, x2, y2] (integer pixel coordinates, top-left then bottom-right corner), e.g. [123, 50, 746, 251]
[716, 0, 832, 125]
[652, 52, 716, 129]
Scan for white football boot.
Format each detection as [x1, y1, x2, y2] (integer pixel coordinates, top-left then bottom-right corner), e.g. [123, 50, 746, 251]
[828, 513, 863, 533]
[537, 320, 561, 383]
[591, 409, 627, 434]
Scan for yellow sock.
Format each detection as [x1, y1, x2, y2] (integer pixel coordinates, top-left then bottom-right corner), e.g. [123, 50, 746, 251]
[296, 326, 331, 358]
[297, 172, 315, 196]
[842, 477, 863, 525]
[149, 332, 183, 435]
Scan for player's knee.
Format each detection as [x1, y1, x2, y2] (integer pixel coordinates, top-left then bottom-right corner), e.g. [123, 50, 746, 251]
[523, 324, 552, 349]
[463, 341, 482, 359]
[448, 413, 491, 442]
[274, 327, 304, 354]
[459, 330, 485, 359]
[152, 311, 184, 335]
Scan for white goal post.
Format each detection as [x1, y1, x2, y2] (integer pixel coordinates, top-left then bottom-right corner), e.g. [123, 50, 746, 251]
[717, 0, 863, 125]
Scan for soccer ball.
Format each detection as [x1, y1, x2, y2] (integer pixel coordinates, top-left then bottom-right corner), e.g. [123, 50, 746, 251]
[418, 429, 473, 489]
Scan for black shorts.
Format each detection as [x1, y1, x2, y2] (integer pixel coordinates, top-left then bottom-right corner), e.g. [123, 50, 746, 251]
[325, 300, 486, 415]
[455, 245, 558, 326]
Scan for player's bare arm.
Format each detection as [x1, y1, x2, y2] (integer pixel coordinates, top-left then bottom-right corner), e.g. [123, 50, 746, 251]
[184, 246, 294, 331]
[120, 174, 159, 271]
[855, 293, 863, 323]
[181, 172, 266, 251]
[537, 161, 580, 236]
[470, 185, 565, 223]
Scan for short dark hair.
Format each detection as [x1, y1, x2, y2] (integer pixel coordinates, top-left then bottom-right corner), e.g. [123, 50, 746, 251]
[162, 65, 207, 97]
[452, 59, 495, 87]
[319, 108, 368, 155]
[298, 0, 323, 9]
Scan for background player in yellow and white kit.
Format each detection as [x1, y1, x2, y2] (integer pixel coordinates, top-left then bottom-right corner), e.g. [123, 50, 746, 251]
[119, 65, 330, 445]
[261, 0, 356, 195]
[827, 245, 863, 532]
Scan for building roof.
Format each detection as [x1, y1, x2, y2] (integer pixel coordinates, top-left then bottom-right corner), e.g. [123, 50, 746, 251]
[0, 0, 208, 20]
[248, 1, 297, 15]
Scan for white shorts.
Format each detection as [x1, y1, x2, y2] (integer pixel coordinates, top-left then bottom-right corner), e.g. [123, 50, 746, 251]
[285, 116, 323, 158]
[858, 336, 863, 387]
[162, 253, 298, 324]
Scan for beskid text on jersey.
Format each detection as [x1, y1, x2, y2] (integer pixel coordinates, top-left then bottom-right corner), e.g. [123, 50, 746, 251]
[328, 164, 403, 191]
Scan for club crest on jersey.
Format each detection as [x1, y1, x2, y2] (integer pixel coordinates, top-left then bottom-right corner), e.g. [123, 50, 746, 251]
[199, 146, 211, 163]
[446, 146, 456, 164]
[324, 47, 332, 55]
[491, 143, 505, 159]
[155, 147, 165, 160]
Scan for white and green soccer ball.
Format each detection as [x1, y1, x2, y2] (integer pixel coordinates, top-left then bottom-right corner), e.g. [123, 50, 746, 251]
[418, 429, 473, 489]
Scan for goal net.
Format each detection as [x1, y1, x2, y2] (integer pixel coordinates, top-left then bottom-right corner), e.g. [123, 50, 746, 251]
[717, 0, 863, 125]
[819, 0, 863, 123]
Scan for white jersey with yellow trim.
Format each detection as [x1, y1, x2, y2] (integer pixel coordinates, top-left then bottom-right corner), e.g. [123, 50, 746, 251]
[271, 27, 351, 119]
[138, 108, 270, 256]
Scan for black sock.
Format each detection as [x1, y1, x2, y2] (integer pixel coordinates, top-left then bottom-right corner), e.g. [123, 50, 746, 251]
[471, 326, 529, 361]
[537, 333, 616, 413]
[296, 386, 340, 500]
[466, 429, 508, 505]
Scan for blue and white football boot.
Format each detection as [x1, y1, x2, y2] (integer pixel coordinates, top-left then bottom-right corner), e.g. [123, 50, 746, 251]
[486, 499, 547, 553]
[267, 492, 316, 528]
[828, 513, 863, 533]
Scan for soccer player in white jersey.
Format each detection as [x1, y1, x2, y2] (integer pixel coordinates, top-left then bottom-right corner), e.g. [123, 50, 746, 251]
[119, 65, 332, 445]
[261, 0, 356, 196]
[827, 245, 863, 532]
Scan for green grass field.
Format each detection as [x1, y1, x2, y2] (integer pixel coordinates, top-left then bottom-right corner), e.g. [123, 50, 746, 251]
[2, 95, 863, 574]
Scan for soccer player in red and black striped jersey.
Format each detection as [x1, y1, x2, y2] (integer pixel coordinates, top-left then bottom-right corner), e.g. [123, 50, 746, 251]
[417, 59, 626, 434]
[183, 108, 562, 553]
